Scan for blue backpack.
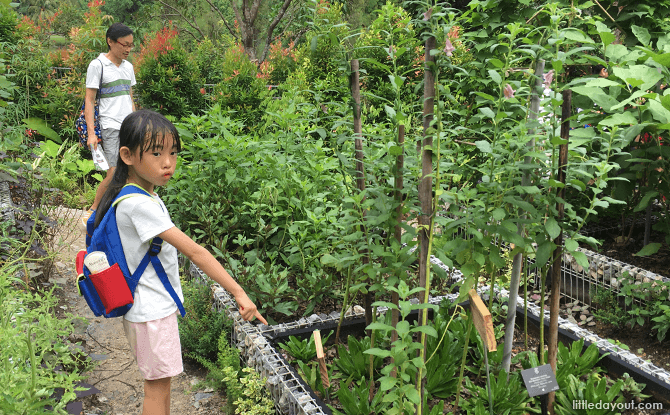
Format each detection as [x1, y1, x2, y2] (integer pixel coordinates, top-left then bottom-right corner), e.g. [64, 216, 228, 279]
[76, 185, 186, 318]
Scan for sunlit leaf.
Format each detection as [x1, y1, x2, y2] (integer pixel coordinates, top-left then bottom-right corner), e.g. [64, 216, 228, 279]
[631, 25, 651, 46]
[23, 118, 61, 143]
[634, 243, 661, 257]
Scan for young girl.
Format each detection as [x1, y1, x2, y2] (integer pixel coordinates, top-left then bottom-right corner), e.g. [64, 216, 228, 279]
[94, 109, 267, 415]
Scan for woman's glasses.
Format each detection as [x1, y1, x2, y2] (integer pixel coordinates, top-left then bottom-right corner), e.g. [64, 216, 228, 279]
[116, 40, 134, 49]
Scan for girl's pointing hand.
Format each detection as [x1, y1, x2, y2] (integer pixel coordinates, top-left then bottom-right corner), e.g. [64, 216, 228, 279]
[236, 293, 268, 325]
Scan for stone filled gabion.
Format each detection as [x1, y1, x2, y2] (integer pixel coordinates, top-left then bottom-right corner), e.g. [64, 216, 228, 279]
[561, 247, 670, 303]
[0, 181, 15, 223]
[188, 264, 329, 415]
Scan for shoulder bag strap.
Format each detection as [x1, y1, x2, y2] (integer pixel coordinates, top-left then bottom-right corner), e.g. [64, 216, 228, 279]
[97, 58, 103, 101]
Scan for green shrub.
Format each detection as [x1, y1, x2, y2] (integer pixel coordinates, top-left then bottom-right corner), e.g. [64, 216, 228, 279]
[168, 104, 346, 271]
[1, 213, 92, 413]
[0, 2, 19, 44]
[50, 2, 86, 37]
[352, 2, 421, 119]
[197, 332, 275, 415]
[210, 43, 268, 131]
[178, 278, 233, 362]
[291, 1, 349, 105]
[192, 37, 227, 84]
[33, 140, 97, 208]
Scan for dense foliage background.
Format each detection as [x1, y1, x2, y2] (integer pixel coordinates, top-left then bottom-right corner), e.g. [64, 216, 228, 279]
[3, 0, 670, 412]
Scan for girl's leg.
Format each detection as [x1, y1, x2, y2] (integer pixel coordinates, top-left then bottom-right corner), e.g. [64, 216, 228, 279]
[143, 377, 171, 415]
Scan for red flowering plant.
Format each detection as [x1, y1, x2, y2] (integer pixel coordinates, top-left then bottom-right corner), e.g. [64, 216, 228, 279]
[17, 15, 39, 39]
[134, 25, 206, 118]
[262, 39, 298, 86]
[134, 25, 178, 69]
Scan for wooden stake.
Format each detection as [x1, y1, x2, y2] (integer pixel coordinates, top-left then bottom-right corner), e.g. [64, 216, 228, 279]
[313, 330, 330, 389]
[547, 89, 571, 415]
[468, 289, 497, 352]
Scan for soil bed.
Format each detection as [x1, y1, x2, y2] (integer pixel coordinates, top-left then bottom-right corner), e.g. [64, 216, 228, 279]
[594, 226, 670, 278]
[575, 221, 670, 376]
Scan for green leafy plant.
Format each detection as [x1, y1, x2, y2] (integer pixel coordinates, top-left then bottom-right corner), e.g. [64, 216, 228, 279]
[423, 309, 464, 399]
[619, 372, 651, 402]
[278, 331, 332, 364]
[296, 360, 333, 401]
[352, 1, 421, 124]
[522, 338, 604, 390]
[651, 303, 670, 342]
[228, 260, 299, 325]
[1, 254, 92, 414]
[334, 334, 383, 383]
[279, 335, 317, 363]
[461, 370, 539, 415]
[194, 331, 240, 393]
[331, 377, 390, 415]
[591, 286, 628, 328]
[33, 140, 97, 208]
[178, 279, 233, 362]
[555, 338, 605, 386]
[554, 373, 626, 415]
[364, 280, 438, 414]
[196, 328, 274, 414]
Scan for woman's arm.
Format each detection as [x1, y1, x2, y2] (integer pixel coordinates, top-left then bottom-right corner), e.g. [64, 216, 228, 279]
[158, 226, 267, 325]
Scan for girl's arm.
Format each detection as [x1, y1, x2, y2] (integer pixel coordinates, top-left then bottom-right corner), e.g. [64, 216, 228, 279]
[158, 226, 268, 325]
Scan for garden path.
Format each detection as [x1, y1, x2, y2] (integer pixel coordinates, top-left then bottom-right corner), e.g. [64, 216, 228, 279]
[51, 208, 226, 415]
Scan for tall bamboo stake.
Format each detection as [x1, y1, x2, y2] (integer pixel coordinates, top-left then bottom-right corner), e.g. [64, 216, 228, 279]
[502, 60, 545, 375]
[416, 35, 436, 415]
[547, 89, 570, 415]
[391, 124, 404, 375]
[350, 59, 371, 328]
[351, 59, 376, 401]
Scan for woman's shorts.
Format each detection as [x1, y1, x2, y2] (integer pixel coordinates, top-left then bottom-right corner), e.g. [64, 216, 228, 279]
[123, 312, 183, 380]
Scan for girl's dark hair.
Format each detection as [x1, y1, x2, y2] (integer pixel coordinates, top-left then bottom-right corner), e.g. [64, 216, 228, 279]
[94, 109, 181, 228]
[106, 23, 133, 50]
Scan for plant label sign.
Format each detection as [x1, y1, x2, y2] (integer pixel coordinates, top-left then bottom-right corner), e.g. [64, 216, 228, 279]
[521, 364, 559, 397]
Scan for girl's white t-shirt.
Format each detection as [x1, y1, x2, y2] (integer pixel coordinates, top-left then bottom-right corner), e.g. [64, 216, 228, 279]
[115, 193, 184, 323]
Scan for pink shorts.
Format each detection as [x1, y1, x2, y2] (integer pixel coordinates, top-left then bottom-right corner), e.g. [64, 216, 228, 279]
[123, 312, 183, 380]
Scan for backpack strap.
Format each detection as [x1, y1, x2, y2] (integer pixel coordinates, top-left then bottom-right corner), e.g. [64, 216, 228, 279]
[113, 184, 186, 317]
[149, 238, 186, 317]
